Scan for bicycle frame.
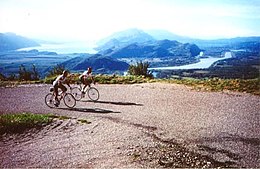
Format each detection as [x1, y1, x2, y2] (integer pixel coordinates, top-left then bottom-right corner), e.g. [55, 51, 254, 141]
[45, 87, 76, 108]
[71, 81, 99, 101]
[77, 81, 94, 92]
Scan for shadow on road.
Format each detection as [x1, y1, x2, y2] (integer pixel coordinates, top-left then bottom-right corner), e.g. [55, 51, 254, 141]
[60, 107, 121, 114]
[81, 100, 143, 106]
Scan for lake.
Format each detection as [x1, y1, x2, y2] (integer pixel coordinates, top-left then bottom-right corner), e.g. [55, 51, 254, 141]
[149, 52, 232, 70]
[17, 42, 97, 54]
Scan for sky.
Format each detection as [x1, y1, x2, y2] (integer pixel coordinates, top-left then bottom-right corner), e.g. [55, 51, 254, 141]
[0, 0, 260, 42]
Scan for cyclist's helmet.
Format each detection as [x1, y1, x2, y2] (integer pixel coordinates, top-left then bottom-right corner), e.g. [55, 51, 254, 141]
[87, 67, 92, 72]
[63, 70, 69, 76]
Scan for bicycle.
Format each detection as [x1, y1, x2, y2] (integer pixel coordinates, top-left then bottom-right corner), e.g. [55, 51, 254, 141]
[71, 82, 99, 101]
[45, 87, 76, 108]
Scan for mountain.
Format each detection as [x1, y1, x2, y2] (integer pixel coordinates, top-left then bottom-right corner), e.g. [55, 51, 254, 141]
[98, 39, 201, 67]
[0, 33, 40, 52]
[61, 54, 129, 73]
[104, 39, 201, 59]
[144, 29, 193, 43]
[96, 28, 260, 53]
[96, 28, 155, 52]
[189, 36, 260, 48]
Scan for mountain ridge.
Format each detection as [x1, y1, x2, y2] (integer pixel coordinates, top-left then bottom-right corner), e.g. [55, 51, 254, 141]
[96, 28, 260, 49]
[61, 54, 129, 74]
[0, 33, 40, 52]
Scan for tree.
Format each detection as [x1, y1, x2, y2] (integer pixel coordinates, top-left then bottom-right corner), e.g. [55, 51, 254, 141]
[7, 74, 16, 81]
[0, 73, 6, 80]
[128, 61, 153, 78]
[32, 64, 39, 80]
[19, 64, 32, 80]
[18, 64, 40, 81]
[47, 64, 66, 77]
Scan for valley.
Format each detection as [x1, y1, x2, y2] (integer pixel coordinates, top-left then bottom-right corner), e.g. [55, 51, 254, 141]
[0, 30, 259, 79]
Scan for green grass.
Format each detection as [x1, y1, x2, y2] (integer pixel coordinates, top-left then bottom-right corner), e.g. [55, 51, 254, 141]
[94, 75, 155, 84]
[0, 113, 53, 134]
[163, 78, 260, 95]
[77, 119, 91, 124]
[0, 113, 92, 135]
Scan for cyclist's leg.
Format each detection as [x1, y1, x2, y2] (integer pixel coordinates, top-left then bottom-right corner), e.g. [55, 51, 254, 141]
[53, 84, 60, 106]
[54, 84, 59, 101]
[82, 78, 90, 93]
[59, 84, 67, 98]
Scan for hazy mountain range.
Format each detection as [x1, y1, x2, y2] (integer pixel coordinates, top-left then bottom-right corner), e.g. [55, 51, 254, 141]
[96, 28, 260, 49]
[0, 29, 259, 78]
[0, 33, 40, 52]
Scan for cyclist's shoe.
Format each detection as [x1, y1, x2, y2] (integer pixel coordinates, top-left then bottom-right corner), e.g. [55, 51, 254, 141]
[81, 91, 85, 98]
[54, 100, 60, 107]
[54, 103, 59, 107]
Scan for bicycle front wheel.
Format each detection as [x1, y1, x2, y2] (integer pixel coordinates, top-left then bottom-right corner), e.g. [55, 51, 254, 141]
[45, 93, 55, 108]
[71, 87, 82, 101]
[87, 87, 99, 101]
[63, 93, 76, 108]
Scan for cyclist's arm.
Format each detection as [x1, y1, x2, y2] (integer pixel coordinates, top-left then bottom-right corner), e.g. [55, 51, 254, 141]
[60, 76, 71, 89]
[90, 74, 95, 84]
[65, 78, 72, 89]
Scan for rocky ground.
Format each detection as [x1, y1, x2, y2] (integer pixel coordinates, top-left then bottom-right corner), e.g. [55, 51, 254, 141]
[0, 83, 259, 168]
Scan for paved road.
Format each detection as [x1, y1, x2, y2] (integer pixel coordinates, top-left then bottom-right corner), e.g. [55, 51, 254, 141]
[0, 83, 259, 167]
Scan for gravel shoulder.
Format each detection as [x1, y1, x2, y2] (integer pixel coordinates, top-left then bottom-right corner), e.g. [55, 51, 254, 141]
[0, 83, 259, 168]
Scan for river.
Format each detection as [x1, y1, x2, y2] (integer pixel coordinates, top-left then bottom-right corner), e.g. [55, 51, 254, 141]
[149, 52, 232, 70]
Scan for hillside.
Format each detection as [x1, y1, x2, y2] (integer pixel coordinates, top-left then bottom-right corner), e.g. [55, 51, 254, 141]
[105, 40, 201, 58]
[0, 50, 71, 78]
[61, 54, 129, 74]
[100, 39, 201, 67]
[0, 33, 40, 52]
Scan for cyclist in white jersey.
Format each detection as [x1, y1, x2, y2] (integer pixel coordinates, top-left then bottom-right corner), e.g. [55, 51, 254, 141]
[53, 70, 71, 106]
[79, 67, 95, 93]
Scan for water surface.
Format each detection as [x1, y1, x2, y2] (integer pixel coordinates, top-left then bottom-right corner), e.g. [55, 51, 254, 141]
[150, 52, 232, 70]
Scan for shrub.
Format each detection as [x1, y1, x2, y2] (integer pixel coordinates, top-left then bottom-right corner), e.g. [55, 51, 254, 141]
[128, 61, 153, 78]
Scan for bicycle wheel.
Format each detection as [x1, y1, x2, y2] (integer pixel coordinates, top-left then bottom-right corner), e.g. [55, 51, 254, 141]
[71, 87, 82, 101]
[45, 93, 55, 108]
[87, 87, 99, 101]
[63, 93, 76, 108]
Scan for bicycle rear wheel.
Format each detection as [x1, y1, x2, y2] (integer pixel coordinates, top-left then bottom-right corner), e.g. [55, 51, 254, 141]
[87, 87, 99, 101]
[63, 93, 76, 108]
[71, 87, 82, 101]
[45, 93, 55, 108]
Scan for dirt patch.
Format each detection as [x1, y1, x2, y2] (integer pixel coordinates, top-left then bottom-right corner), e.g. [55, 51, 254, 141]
[0, 118, 92, 167]
[129, 141, 238, 168]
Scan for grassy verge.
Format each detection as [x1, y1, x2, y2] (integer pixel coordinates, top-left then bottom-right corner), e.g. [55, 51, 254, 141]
[94, 75, 156, 84]
[163, 78, 260, 95]
[0, 113, 91, 135]
[0, 80, 43, 87]
[0, 113, 53, 134]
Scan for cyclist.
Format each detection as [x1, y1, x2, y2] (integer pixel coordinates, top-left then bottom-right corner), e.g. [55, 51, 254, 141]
[79, 67, 95, 94]
[53, 70, 72, 106]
